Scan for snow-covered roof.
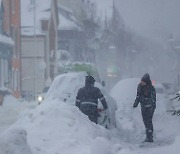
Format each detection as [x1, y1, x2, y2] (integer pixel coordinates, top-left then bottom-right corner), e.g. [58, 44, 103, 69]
[0, 86, 12, 94]
[0, 34, 14, 45]
[58, 4, 81, 31]
[58, 13, 81, 30]
[21, 0, 51, 36]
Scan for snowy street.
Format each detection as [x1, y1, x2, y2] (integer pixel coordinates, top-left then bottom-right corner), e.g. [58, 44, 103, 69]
[0, 76, 180, 154]
[1, 97, 180, 154]
[1, 0, 180, 153]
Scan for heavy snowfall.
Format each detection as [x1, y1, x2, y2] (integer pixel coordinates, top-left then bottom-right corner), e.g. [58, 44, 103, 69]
[0, 0, 180, 154]
[0, 75, 180, 154]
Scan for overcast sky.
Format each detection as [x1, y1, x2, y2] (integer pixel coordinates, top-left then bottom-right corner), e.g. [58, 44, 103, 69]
[116, 0, 180, 42]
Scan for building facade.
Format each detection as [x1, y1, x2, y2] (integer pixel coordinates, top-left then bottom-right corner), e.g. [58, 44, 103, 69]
[0, 0, 14, 90]
[21, 0, 59, 100]
[2, 0, 21, 98]
[57, 1, 98, 65]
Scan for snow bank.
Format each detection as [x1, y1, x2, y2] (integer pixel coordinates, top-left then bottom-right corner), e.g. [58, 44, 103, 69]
[1, 76, 180, 154]
[12, 100, 112, 154]
[0, 127, 32, 154]
[110, 78, 144, 142]
[45, 72, 85, 103]
[0, 95, 37, 133]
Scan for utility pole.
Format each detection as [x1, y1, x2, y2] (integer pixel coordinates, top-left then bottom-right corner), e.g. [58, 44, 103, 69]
[33, 0, 37, 101]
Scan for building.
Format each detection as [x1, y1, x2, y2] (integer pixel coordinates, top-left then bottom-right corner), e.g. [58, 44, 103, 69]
[57, 0, 98, 64]
[57, 0, 84, 22]
[57, 4, 85, 66]
[21, 0, 59, 100]
[2, 0, 21, 98]
[0, 0, 14, 89]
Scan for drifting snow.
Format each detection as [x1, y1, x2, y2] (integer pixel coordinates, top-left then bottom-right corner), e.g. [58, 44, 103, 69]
[0, 95, 37, 132]
[13, 100, 112, 154]
[1, 77, 180, 154]
[0, 127, 32, 154]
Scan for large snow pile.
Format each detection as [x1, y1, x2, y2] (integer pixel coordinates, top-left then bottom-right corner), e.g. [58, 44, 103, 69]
[45, 72, 86, 104]
[0, 95, 37, 132]
[110, 78, 144, 143]
[1, 95, 180, 154]
[0, 127, 32, 154]
[12, 100, 113, 154]
[45, 72, 117, 128]
[1, 76, 180, 154]
[110, 78, 140, 110]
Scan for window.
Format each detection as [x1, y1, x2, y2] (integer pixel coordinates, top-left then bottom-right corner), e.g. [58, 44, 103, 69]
[58, 40, 69, 51]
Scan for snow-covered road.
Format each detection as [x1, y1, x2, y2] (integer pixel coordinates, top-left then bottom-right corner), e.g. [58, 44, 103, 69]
[0, 96, 180, 154]
[0, 77, 180, 154]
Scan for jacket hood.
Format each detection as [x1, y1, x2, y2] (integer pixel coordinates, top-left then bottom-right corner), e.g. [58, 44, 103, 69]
[85, 75, 95, 87]
[141, 73, 152, 85]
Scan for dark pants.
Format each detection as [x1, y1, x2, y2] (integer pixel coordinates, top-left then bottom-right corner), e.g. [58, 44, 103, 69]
[141, 106, 155, 139]
[80, 104, 98, 124]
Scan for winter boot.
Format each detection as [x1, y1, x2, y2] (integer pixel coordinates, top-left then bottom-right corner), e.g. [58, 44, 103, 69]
[144, 137, 153, 142]
[145, 129, 153, 142]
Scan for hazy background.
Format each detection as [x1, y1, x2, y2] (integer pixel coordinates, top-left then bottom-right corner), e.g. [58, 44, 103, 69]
[116, 0, 180, 42]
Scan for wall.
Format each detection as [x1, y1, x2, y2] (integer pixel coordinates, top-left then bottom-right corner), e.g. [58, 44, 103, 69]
[2, 0, 21, 98]
[21, 36, 46, 100]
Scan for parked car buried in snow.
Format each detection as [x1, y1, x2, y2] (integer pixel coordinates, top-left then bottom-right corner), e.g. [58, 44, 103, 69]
[44, 72, 117, 129]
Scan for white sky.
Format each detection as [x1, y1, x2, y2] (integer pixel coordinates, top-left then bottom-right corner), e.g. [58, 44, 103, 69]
[116, 0, 180, 41]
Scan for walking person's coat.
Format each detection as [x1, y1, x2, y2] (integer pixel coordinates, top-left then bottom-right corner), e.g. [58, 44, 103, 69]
[133, 73, 156, 142]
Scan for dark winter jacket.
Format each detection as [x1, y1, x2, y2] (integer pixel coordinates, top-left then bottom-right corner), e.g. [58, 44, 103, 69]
[133, 73, 156, 108]
[75, 85, 108, 110]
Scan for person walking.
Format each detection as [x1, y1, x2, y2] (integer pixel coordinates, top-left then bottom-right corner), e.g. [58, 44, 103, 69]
[133, 73, 156, 142]
[76, 75, 108, 124]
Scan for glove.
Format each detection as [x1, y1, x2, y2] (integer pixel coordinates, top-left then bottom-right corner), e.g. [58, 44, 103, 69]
[133, 103, 138, 108]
